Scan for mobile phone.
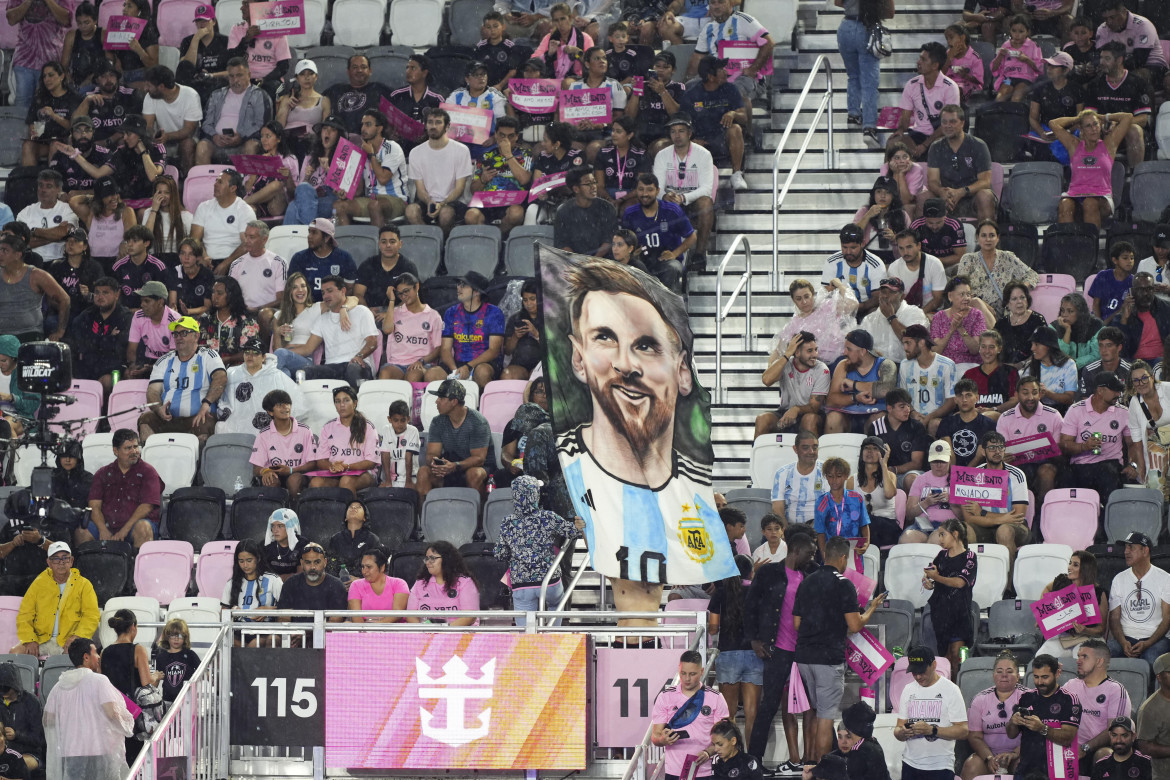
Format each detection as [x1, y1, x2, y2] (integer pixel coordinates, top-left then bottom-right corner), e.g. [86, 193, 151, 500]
[672, 729, 690, 740]
[224, 128, 236, 136]
[433, 458, 447, 465]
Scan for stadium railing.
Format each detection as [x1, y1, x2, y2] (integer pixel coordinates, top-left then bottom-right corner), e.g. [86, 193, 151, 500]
[715, 234, 756, 403]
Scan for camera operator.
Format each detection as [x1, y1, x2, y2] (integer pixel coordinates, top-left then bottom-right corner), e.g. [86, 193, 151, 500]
[0, 336, 40, 436]
[1006, 654, 1082, 780]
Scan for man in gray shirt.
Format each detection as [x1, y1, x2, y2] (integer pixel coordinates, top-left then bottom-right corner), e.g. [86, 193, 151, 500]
[923, 104, 995, 221]
[553, 165, 618, 258]
[417, 379, 493, 498]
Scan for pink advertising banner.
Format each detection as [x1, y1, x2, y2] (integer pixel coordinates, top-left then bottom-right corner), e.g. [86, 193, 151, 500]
[528, 172, 567, 202]
[948, 465, 1011, 510]
[441, 102, 494, 145]
[469, 190, 528, 208]
[1006, 432, 1062, 465]
[230, 154, 285, 178]
[103, 16, 147, 50]
[845, 628, 895, 687]
[558, 88, 612, 126]
[380, 97, 425, 143]
[249, 0, 306, 37]
[325, 136, 366, 199]
[508, 79, 560, 113]
[594, 648, 680, 748]
[1030, 584, 1084, 639]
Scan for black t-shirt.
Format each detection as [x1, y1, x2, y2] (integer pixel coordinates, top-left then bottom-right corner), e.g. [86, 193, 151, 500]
[792, 564, 860, 665]
[327, 527, 382, 577]
[50, 145, 110, 193]
[276, 573, 350, 620]
[178, 33, 231, 76]
[0, 746, 29, 780]
[553, 198, 618, 256]
[85, 86, 145, 143]
[166, 264, 215, 313]
[1085, 71, 1152, 117]
[325, 81, 395, 134]
[595, 144, 647, 193]
[712, 750, 763, 780]
[475, 39, 520, 86]
[26, 90, 82, 142]
[504, 311, 542, 371]
[355, 255, 420, 310]
[67, 30, 106, 85]
[1029, 79, 1084, 125]
[1092, 752, 1152, 780]
[48, 256, 104, 316]
[264, 538, 307, 577]
[153, 647, 201, 702]
[105, 143, 164, 200]
[1065, 44, 1100, 87]
[910, 217, 966, 259]
[114, 23, 159, 72]
[865, 415, 929, 469]
[707, 581, 752, 651]
[937, 411, 997, 466]
[388, 85, 442, 123]
[1016, 688, 1082, 778]
[606, 45, 649, 82]
[637, 79, 686, 132]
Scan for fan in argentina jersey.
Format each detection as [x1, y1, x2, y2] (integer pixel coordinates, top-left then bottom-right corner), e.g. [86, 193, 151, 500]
[546, 249, 736, 586]
[148, 340, 226, 418]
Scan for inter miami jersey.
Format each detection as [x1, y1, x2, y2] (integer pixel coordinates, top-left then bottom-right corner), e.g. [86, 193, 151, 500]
[556, 424, 737, 586]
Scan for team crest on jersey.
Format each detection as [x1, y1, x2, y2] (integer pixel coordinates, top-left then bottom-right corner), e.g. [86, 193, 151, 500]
[330, 265, 340, 274]
[677, 507, 715, 564]
[1038, 424, 1047, 432]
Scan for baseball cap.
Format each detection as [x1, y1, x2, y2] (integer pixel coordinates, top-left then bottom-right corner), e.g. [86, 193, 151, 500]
[308, 217, 335, 237]
[428, 379, 467, 402]
[697, 55, 729, 80]
[1094, 371, 1125, 393]
[135, 280, 168, 300]
[66, 225, 88, 242]
[1044, 51, 1074, 69]
[169, 315, 200, 332]
[1154, 653, 1170, 675]
[922, 198, 946, 218]
[653, 50, 676, 68]
[879, 276, 905, 292]
[242, 337, 265, 354]
[1124, 531, 1153, 548]
[47, 541, 71, 559]
[664, 114, 692, 129]
[193, 3, 214, 20]
[1155, 223, 1170, 249]
[1109, 716, 1136, 733]
[905, 644, 936, 674]
[928, 440, 952, 462]
[294, 59, 317, 74]
[845, 329, 873, 352]
[466, 61, 488, 76]
[902, 323, 933, 346]
[839, 223, 865, 244]
[71, 115, 94, 130]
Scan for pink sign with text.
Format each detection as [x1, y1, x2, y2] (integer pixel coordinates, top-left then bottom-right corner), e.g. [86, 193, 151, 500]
[1030, 584, 1084, 639]
[527, 172, 567, 202]
[558, 88, 612, 126]
[845, 628, 895, 687]
[469, 190, 528, 208]
[325, 136, 366, 199]
[508, 79, 560, 113]
[249, 0, 305, 37]
[718, 38, 773, 81]
[1006, 432, 1061, 464]
[380, 97, 425, 143]
[948, 466, 1011, 510]
[1078, 585, 1102, 626]
[594, 648, 680, 748]
[231, 154, 285, 178]
[877, 106, 902, 130]
[103, 16, 147, 50]
[441, 102, 494, 145]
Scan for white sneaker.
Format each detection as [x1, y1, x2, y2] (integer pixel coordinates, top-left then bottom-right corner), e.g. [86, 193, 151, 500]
[731, 170, 748, 190]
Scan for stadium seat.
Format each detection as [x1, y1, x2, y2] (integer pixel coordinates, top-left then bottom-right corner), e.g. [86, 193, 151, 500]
[460, 542, 510, 610]
[663, 598, 709, 649]
[426, 45, 477, 98]
[229, 486, 289, 542]
[156, 0, 204, 46]
[503, 225, 554, 278]
[447, 0, 494, 47]
[1109, 657, 1152, 710]
[975, 598, 1042, 657]
[443, 225, 502, 278]
[12, 445, 44, 488]
[895, 489, 906, 527]
[300, 378, 350, 435]
[182, 165, 229, 212]
[297, 45, 356, 92]
[196, 540, 238, 598]
[1029, 285, 1066, 322]
[296, 487, 353, 545]
[420, 379, 480, 430]
[490, 431, 504, 470]
[482, 487, 511, 544]
[1086, 543, 1127, 595]
[0, 655, 37, 696]
[1025, 490, 1035, 527]
[133, 540, 194, 606]
[889, 655, 952, 713]
[73, 540, 132, 605]
[266, 225, 312, 263]
[867, 598, 914, 656]
[158, 45, 180, 73]
[164, 486, 226, 550]
[288, 0, 327, 48]
[334, 224, 380, 262]
[973, 102, 1029, 163]
[107, 380, 150, 432]
[884, 543, 941, 609]
[1040, 488, 1100, 550]
[1104, 487, 1164, 543]
[0, 110, 21, 168]
[390, 541, 428, 582]
[421, 487, 480, 548]
[971, 543, 1010, 610]
[356, 379, 413, 423]
[1130, 160, 1170, 223]
[367, 45, 414, 90]
[166, 596, 223, 658]
[98, 596, 161, 648]
[957, 656, 997, 707]
[479, 380, 528, 432]
[40, 655, 74, 704]
[389, 0, 445, 47]
[398, 225, 444, 280]
[998, 223, 1039, 269]
[331, 0, 385, 47]
[725, 488, 772, 531]
[816, 433, 865, 466]
[1040, 223, 1100, 280]
[141, 433, 199, 495]
[1107, 221, 1155, 262]
[750, 433, 799, 490]
[0, 598, 24, 655]
[1014, 543, 1074, 600]
[200, 433, 257, 496]
[48, 379, 103, 436]
[1003, 162, 1063, 225]
[358, 487, 417, 551]
[1035, 273, 1076, 294]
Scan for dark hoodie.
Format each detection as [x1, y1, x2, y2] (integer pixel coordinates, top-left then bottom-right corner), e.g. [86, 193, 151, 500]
[493, 476, 577, 588]
[0, 662, 44, 763]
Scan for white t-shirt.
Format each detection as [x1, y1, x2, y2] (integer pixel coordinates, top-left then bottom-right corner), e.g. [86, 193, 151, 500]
[229, 250, 287, 310]
[566, 77, 628, 110]
[192, 197, 256, 260]
[143, 85, 203, 134]
[1137, 256, 1170, 284]
[752, 540, 787, 567]
[1110, 565, 1170, 640]
[887, 254, 947, 302]
[17, 200, 78, 260]
[899, 675, 968, 771]
[275, 304, 321, 346]
[861, 301, 929, 361]
[407, 139, 473, 203]
[310, 304, 379, 372]
[378, 422, 420, 487]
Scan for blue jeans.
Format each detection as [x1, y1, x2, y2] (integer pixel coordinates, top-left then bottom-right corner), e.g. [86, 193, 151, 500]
[512, 581, 564, 627]
[275, 348, 314, 378]
[1108, 634, 1170, 667]
[13, 65, 39, 109]
[283, 182, 337, 225]
[837, 18, 880, 129]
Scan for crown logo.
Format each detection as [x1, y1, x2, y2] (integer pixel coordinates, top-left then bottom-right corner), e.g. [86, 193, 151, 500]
[416, 656, 496, 746]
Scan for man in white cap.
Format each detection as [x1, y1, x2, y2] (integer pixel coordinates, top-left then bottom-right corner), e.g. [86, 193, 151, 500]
[287, 218, 357, 303]
[138, 315, 227, 444]
[10, 542, 99, 656]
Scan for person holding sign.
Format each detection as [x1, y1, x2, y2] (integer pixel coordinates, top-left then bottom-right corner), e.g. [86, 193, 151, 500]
[812, 457, 870, 561]
[564, 47, 628, 162]
[466, 116, 532, 238]
[108, 0, 159, 89]
[1006, 654, 1082, 780]
[445, 62, 508, 141]
[962, 651, 1024, 780]
[903, 440, 961, 543]
[334, 110, 409, 228]
[1061, 370, 1136, 506]
[226, 0, 291, 98]
[922, 518, 977, 675]
[1108, 532, 1170, 666]
[960, 430, 1030, 563]
[1037, 552, 1109, 660]
[894, 644, 970, 780]
[404, 108, 473, 238]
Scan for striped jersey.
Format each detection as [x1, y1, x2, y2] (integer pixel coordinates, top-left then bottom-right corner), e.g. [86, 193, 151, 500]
[445, 87, 510, 125]
[556, 425, 736, 586]
[695, 12, 774, 78]
[771, 460, 827, 526]
[973, 461, 1028, 513]
[899, 354, 957, 415]
[149, 347, 226, 418]
[820, 251, 886, 302]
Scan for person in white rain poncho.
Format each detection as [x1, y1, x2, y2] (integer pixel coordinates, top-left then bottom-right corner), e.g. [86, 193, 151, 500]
[43, 637, 134, 780]
[217, 337, 305, 434]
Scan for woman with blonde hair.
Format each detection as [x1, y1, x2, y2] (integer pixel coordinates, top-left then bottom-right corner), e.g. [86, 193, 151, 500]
[1051, 109, 1133, 230]
[142, 175, 192, 260]
[771, 277, 857, 364]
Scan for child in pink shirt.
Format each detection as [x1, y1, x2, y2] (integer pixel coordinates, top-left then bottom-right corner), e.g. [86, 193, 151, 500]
[992, 16, 1042, 102]
[945, 24, 986, 99]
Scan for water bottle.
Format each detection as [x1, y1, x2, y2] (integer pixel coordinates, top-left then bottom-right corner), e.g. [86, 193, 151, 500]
[339, 564, 350, 581]
[486, 474, 495, 494]
[233, 475, 244, 494]
[959, 646, 970, 664]
[891, 645, 905, 659]
[296, 369, 306, 384]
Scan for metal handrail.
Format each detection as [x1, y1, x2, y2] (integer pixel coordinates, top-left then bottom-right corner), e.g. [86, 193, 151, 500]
[714, 234, 754, 404]
[772, 54, 837, 285]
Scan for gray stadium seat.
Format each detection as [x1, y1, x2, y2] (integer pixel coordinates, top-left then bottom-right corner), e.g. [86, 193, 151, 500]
[1109, 657, 1152, 706]
[200, 433, 257, 496]
[1130, 161, 1170, 224]
[1003, 162, 1063, 225]
[956, 656, 998, 706]
[367, 46, 414, 90]
[504, 225, 554, 277]
[976, 598, 1042, 658]
[0, 108, 24, 168]
[725, 488, 772, 532]
[867, 598, 914, 654]
[334, 225, 380, 264]
[444, 225, 502, 278]
[298, 45, 356, 92]
[447, 0, 495, 47]
[1104, 488, 1164, 546]
[482, 487, 512, 544]
[397, 225, 444, 280]
[296, 487, 353, 545]
[421, 487, 480, 548]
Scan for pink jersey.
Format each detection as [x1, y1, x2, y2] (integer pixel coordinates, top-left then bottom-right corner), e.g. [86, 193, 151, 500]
[315, 419, 380, 474]
[1064, 678, 1131, 743]
[948, 47, 986, 97]
[968, 686, 1025, 755]
[916, 470, 953, 526]
[383, 304, 443, 365]
[249, 420, 317, 469]
[406, 576, 480, 624]
[1067, 139, 1113, 198]
[347, 576, 409, 609]
[650, 686, 731, 777]
[1096, 12, 1167, 69]
[1062, 399, 1130, 465]
[994, 39, 1043, 90]
[997, 404, 1064, 459]
[128, 307, 181, 360]
[226, 22, 292, 77]
[775, 567, 804, 652]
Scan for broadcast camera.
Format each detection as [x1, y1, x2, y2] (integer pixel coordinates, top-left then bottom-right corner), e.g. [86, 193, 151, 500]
[10, 342, 78, 507]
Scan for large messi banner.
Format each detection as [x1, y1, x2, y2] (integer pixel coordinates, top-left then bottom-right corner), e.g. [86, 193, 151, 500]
[537, 245, 737, 586]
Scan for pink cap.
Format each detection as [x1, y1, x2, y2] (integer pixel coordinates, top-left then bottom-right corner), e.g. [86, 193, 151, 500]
[1044, 51, 1074, 69]
[193, 3, 214, 20]
[309, 217, 335, 237]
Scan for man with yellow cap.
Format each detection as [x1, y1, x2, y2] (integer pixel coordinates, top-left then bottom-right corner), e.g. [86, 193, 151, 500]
[137, 315, 226, 444]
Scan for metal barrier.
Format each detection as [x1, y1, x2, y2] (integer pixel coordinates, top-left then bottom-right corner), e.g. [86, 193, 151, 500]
[771, 54, 837, 286]
[714, 234, 755, 403]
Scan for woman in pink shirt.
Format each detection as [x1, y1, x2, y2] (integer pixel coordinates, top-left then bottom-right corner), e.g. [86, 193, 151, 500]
[405, 541, 480, 626]
[930, 276, 987, 364]
[533, 3, 593, 81]
[1051, 109, 1133, 230]
[347, 546, 409, 622]
[309, 386, 380, 494]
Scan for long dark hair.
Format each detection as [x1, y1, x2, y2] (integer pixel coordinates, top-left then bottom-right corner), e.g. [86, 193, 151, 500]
[34, 61, 72, 108]
[856, 436, 886, 490]
[714, 560, 748, 645]
[214, 276, 249, 320]
[260, 120, 293, 158]
[867, 176, 907, 236]
[332, 386, 370, 445]
[415, 540, 477, 587]
[858, 0, 887, 28]
[229, 539, 269, 606]
[1058, 292, 1103, 345]
[309, 126, 340, 164]
[151, 175, 187, 250]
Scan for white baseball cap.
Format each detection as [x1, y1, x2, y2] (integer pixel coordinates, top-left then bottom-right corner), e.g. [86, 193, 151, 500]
[294, 59, 317, 75]
[47, 541, 71, 558]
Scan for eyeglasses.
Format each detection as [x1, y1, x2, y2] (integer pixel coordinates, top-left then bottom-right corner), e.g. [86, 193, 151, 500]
[985, 443, 1006, 452]
[423, 555, 442, 563]
[48, 556, 72, 563]
[997, 703, 1007, 718]
[165, 632, 184, 639]
[1134, 375, 1153, 385]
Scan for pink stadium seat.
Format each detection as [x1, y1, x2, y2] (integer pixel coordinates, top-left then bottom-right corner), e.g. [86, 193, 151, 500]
[183, 165, 229, 212]
[1035, 274, 1076, 294]
[889, 655, 952, 710]
[0, 596, 23, 654]
[663, 598, 709, 649]
[196, 540, 238, 598]
[895, 489, 906, 526]
[49, 379, 104, 437]
[1040, 488, 1099, 549]
[108, 380, 151, 432]
[156, 0, 204, 46]
[1030, 285, 1066, 322]
[479, 380, 529, 433]
[134, 540, 194, 606]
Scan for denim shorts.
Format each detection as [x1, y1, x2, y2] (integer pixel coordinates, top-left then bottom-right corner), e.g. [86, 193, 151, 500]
[715, 648, 764, 685]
